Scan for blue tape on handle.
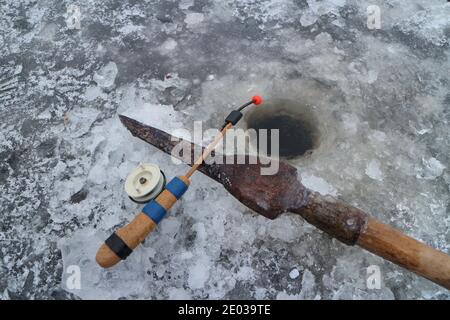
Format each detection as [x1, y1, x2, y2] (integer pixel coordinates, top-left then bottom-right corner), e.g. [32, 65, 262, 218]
[165, 177, 189, 199]
[142, 199, 167, 224]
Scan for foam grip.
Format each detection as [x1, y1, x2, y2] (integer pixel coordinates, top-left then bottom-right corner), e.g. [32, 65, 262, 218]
[96, 176, 190, 268]
[141, 176, 190, 222]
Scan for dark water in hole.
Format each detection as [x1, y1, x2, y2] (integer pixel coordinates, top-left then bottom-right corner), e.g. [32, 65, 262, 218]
[249, 115, 314, 158]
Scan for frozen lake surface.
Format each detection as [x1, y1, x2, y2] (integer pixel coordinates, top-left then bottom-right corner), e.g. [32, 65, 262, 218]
[0, 0, 449, 299]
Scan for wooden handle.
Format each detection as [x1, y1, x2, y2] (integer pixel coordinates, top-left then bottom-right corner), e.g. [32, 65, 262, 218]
[96, 213, 156, 268]
[96, 176, 190, 268]
[293, 193, 450, 289]
[357, 218, 450, 289]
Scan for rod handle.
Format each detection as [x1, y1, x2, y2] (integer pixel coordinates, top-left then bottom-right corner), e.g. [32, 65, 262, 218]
[96, 176, 190, 268]
[96, 213, 156, 268]
[357, 218, 450, 289]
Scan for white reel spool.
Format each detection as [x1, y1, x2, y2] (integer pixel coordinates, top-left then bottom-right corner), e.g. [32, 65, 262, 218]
[124, 163, 166, 203]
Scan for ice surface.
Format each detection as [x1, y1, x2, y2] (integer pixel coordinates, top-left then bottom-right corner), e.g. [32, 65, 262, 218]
[0, 0, 449, 300]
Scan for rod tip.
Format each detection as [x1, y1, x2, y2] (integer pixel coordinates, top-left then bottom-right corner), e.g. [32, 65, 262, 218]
[252, 95, 263, 105]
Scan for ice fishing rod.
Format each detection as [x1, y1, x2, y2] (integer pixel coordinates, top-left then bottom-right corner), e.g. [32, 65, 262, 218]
[96, 96, 263, 268]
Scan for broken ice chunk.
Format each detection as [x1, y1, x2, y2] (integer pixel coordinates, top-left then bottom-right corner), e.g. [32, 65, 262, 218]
[66, 106, 100, 138]
[300, 10, 318, 27]
[416, 128, 431, 135]
[365, 160, 384, 181]
[416, 157, 445, 180]
[93, 62, 118, 89]
[289, 268, 300, 279]
[300, 173, 338, 196]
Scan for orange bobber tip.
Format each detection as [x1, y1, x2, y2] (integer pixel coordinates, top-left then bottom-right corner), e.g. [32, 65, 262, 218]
[252, 95, 262, 105]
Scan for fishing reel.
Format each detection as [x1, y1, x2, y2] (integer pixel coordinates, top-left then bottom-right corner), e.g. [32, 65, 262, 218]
[124, 163, 166, 203]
